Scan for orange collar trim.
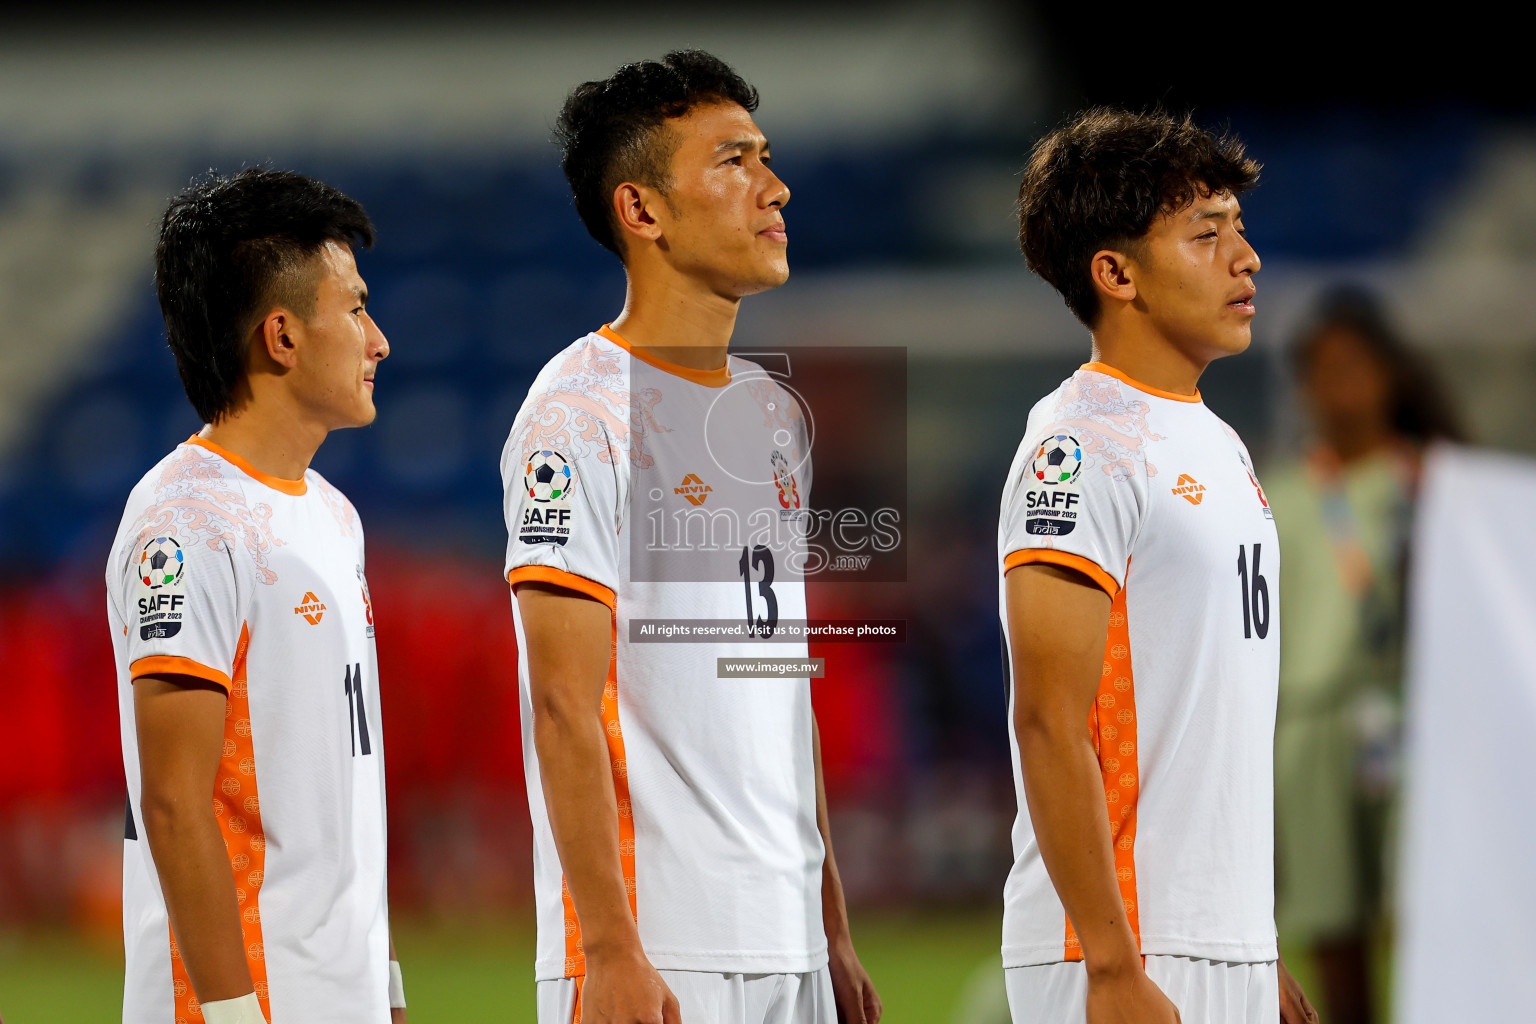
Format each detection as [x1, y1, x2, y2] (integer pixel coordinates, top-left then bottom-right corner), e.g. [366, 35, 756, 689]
[1081, 362, 1202, 403]
[597, 324, 731, 388]
[185, 435, 309, 495]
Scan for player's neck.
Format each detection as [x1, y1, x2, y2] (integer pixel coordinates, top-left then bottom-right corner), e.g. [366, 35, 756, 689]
[1089, 322, 1205, 398]
[200, 391, 327, 483]
[609, 267, 737, 372]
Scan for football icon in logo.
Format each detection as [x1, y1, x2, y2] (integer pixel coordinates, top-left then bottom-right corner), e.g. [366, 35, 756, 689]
[524, 451, 573, 502]
[139, 536, 185, 589]
[1031, 434, 1083, 485]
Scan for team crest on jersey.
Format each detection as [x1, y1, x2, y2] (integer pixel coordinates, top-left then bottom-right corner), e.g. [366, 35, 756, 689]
[520, 449, 574, 546]
[357, 565, 375, 638]
[1236, 452, 1274, 519]
[770, 450, 800, 509]
[135, 536, 186, 640]
[1023, 433, 1083, 536]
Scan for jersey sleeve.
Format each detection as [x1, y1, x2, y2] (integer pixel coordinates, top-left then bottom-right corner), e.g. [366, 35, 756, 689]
[502, 425, 623, 610]
[1000, 422, 1147, 596]
[119, 520, 245, 691]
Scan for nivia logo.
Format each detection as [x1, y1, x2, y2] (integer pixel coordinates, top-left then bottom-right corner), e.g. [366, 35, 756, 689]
[674, 473, 713, 506]
[294, 592, 326, 625]
[1172, 474, 1206, 505]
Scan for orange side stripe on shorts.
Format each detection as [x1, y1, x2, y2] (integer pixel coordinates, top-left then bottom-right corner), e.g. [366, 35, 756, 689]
[561, 616, 636, 983]
[169, 623, 271, 1020]
[1004, 548, 1120, 597]
[1064, 582, 1142, 960]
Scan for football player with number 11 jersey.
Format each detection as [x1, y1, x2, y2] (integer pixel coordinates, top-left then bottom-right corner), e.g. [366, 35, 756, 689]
[107, 170, 405, 1024]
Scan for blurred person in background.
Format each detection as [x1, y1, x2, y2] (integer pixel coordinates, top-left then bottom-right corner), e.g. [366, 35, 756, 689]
[1267, 287, 1463, 1024]
[502, 51, 879, 1024]
[1000, 108, 1315, 1024]
[107, 169, 405, 1024]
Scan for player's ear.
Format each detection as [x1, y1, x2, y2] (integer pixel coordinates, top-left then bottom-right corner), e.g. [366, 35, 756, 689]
[1089, 248, 1138, 307]
[256, 310, 299, 370]
[612, 181, 666, 248]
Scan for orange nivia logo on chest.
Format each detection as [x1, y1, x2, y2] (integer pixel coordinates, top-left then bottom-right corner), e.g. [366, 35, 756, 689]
[1171, 474, 1206, 505]
[674, 474, 713, 506]
[294, 592, 327, 625]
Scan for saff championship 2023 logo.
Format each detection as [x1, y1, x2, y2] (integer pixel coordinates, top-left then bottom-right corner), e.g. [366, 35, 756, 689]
[136, 535, 187, 640]
[1024, 433, 1084, 537]
[519, 450, 575, 546]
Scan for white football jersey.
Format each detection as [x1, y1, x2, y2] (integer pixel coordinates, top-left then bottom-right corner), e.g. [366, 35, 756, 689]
[997, 363, 1280, 967]
[501, 326, 826, 981]
[106, 436, 390, 1023]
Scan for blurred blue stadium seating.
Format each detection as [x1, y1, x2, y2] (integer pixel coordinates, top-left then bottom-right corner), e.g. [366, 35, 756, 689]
[0, 114, 1482, 568]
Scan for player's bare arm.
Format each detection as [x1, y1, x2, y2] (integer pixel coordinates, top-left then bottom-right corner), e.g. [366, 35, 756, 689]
[516, 581, 681, 1024]
[1005, 564, 1181, 1024]
[134, 674, 258, 1006]
[812, 720, 882, 1024]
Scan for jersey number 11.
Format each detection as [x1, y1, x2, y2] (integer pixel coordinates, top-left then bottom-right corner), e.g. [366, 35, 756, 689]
[343, 663, 373, 756]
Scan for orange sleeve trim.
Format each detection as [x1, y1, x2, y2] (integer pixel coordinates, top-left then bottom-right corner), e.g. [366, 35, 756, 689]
[1081, 362, 1201, 403]
[597, 324, 732, 388]
[507, 565, 617, 610]
[1004, 549, 1121, 597]
[184, 435, 308, 495]
[130, 655, 232, 692]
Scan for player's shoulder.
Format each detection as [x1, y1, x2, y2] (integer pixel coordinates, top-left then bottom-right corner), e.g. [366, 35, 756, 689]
[1208, 411, 1257, 463]
[504, 331, 634, 469]
[111, 439, 292, 583]
[527, 331, 628, 403]
[121, 440, 248, 525]
[1019, 366, 1168, 485]
[306, 468, 363, 541]
[110, 441, 247, 577]
[726, 355, 807, 424]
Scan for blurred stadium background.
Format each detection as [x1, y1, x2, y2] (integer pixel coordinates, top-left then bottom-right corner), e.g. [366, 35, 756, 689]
[1, 4, 1531, 1021]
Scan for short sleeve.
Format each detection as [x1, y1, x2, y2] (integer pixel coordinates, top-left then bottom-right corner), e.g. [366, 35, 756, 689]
[999, 424, 1145, 596]
[502, 432, 622, 610]
[120, 523, 244, 691]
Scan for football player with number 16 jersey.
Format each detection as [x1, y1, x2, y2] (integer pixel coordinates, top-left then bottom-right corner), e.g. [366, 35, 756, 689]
[997, 110, 1318, 1024]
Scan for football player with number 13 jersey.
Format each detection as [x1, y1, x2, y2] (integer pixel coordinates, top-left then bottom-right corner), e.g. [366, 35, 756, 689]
[503, 52, 880, 1024]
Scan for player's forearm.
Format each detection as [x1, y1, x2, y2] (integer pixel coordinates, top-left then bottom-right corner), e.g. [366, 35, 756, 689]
[811, 719, 853, 945]
[1014, 712, 1141, 973]
[533, 703, 641, 957]
[139, 797, 253, 1001]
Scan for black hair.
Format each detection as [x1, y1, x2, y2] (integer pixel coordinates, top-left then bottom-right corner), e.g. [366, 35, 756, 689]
[1293, 285, 1465, 445]
[555, 49, 759, 259]
[1018, 107, 1261, 327]
[154, 168, 375, 423]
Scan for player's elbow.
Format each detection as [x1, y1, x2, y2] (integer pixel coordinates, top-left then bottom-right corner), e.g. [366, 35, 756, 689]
[529, 683, 602, 742]
[1012, 688, 1087, 753]
[137, 782, 207, 841]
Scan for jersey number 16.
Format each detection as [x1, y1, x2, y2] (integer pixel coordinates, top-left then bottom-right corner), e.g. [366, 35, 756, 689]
[1236, 543, 1270, 640]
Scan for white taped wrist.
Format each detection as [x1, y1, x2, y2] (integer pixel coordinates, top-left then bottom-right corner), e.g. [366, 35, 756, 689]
[200, 991, 267, 1024]
[389, 960, 407, 1009]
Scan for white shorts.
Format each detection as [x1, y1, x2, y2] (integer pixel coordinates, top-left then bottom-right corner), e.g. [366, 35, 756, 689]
[537, 967, 835, 1024]
[1005, 956, 1279, 1024]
